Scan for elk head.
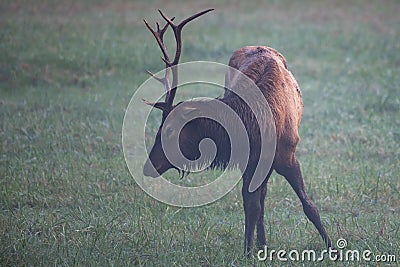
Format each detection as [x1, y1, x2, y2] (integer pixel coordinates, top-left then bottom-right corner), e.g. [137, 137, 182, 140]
[142, 9, 214, 178]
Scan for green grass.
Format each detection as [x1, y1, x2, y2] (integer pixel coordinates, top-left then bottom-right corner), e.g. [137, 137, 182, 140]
[1, 0, 399, 266]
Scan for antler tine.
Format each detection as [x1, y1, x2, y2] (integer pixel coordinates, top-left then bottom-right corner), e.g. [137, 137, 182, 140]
[144, 9, 213, 115]
[156, 9, 214, 110]
[158, 9, 214, 66]
[146, 70, 164, 84]
[143, 19, 171, 64]
[158, 17, 175, 40]
[144, 17, 177, 96]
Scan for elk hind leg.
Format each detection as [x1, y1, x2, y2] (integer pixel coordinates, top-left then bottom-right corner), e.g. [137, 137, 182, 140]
[276, 156, 332, 247]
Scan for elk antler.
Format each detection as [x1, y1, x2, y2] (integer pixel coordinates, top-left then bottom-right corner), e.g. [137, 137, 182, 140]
[143, 9, 214, 116]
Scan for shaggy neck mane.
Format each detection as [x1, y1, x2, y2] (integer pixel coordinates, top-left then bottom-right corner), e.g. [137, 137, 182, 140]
[192, 95, 261, 171]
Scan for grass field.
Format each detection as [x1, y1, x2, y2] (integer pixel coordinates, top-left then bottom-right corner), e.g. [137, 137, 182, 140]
[1, 0, 399, 266]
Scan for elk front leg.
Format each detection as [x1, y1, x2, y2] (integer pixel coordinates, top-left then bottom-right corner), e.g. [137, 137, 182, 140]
[276, 156, 332, 248]
[242, 183, 261, 255]
[256, 169, 272, 249]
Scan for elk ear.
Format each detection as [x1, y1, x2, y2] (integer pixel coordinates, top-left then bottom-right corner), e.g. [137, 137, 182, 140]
[142, 99, 167, 111]
[180, 105, 200, 121]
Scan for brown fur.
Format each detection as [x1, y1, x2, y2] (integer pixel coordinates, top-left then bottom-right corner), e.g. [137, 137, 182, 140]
[226, 46, 331, 253]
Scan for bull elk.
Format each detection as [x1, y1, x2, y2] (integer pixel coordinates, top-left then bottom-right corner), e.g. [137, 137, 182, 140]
[142, 9, 332, 254]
